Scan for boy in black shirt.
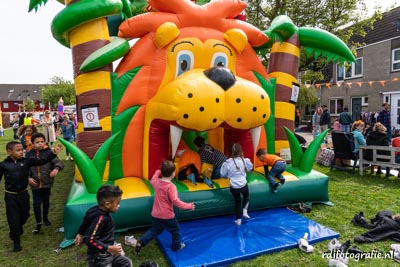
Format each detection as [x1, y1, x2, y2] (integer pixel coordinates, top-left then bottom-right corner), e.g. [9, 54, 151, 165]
[0, 141, 62, 252]
[74, 185, 132, 267]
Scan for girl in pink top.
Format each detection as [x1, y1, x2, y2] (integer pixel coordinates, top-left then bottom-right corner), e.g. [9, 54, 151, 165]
[135, 160, 195, 252]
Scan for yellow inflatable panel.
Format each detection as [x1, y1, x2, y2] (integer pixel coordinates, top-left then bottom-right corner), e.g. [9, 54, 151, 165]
[115, 178, 152, 199]
[213, 178, 231, 188]
[254, 166, 298, 181]
[180, 180, 215, 191]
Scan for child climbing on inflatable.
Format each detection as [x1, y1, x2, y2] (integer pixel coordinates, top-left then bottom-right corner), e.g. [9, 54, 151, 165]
[134, 160, 195, 252]
[220, 143, 253, 226]
[256, 148, 286, 193]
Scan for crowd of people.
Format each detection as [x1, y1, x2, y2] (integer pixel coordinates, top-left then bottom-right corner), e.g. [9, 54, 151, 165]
[311, 102, 400, 178]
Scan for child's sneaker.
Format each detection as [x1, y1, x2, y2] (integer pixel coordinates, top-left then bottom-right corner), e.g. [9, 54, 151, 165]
[327, 238, 342, 251]
[298, 233, 314, 253]
[328, 259, 348, 267]
[203, 177, 214, 188]
[175, 243, 185, 252]
[234, 219, 242, 226]
[32, 223, 42, 234]
[273, 183, 279, 193]
[391, 244, 400, 252]
[135, 240, 143, 253]
[242, 208, 250, 219]
[124, 235, 137, 247]
[13, 240, 21, 252]
[187, 173, 197, 185]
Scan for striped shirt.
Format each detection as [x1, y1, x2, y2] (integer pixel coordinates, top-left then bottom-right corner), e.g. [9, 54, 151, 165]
[198, 144, 227, 168]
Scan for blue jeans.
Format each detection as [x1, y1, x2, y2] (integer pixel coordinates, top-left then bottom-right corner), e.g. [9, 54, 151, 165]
[266, 161, 286, 185]
[32, 188, 51, 224]
[211, 166, 222, 179]
[141, 216, 181, 251]
[341, 124, 351, 132]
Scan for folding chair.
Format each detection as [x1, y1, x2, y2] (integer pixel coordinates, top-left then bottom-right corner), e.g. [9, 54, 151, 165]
[330, 131, 358, 174]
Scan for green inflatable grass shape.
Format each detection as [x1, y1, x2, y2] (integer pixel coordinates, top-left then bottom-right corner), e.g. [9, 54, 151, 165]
[92, 131, 121, 179]
[300, 129, 329, 172]
[283, 127, 329, 173]
[57, 132, 122, 194]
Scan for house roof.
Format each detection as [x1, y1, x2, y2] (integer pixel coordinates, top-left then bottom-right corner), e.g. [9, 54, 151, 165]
[350, 6, 400, 45]
[0, 84, 44, 102]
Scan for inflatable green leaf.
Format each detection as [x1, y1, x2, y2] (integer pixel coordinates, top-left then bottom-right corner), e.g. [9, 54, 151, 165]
[283, 127, 303, 167]
[57, 137, 102, 194]
[299, 129, 330, 172]
[92, 131, 121, 179]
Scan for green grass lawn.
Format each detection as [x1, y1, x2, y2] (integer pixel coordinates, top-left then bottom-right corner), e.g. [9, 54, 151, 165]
[0, 128, 399, 266]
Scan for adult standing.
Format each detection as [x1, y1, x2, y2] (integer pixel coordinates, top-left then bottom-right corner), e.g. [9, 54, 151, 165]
[312, 107, 322, 139]
[61, 115, 76, 160]
[41, 110, 56, 146]
[10, 114, 20, 140]
[319, 105, 331, 143]
[339, 107, 353, 132]
[377, 102, 391, 142]
[19, 113, 26, 127]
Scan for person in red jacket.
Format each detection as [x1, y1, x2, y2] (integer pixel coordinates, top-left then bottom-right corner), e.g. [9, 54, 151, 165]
[135, 160, 195, 252]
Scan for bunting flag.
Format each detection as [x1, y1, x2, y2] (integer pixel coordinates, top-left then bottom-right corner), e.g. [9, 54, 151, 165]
[309, 76, 400, 89]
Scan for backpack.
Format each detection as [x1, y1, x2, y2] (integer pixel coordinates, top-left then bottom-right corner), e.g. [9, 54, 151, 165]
[316, 148, 335, 167]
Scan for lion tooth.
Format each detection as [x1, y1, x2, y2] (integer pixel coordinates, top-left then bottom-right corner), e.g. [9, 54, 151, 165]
[170, 125, 183, 158]
[250, 126, 261, 152]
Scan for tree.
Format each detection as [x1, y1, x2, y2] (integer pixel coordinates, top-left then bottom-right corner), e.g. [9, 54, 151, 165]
[246, 0, 382, 71]
[23, 98, 36, 112]
[40, 76, 75, 110]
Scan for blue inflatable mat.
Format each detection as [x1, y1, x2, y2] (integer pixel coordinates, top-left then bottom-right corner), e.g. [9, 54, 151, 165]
[156, 207, 339, 267]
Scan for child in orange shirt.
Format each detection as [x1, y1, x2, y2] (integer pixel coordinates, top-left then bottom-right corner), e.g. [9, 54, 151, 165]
[18, 125, 38, 152]
[256, 148, 286, 193]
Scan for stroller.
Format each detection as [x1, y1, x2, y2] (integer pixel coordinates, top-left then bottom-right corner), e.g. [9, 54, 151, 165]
[295, 133, 308, 152]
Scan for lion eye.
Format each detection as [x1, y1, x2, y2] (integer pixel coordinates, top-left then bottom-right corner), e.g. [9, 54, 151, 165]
[211, 52, 228, 68]
[176, 51, 194, 77]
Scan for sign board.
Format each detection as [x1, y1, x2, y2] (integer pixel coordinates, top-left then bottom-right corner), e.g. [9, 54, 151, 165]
[81, 104, 102, 131]
[279, 148, 291, 161]
[289, 82, 300, 104]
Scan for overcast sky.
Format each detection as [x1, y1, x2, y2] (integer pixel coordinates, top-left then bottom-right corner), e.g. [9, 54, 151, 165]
[0, 0, 397, 84]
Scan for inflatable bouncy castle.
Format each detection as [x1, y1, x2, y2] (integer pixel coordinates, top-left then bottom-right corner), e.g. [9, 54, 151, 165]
[29, 0, 355, 247]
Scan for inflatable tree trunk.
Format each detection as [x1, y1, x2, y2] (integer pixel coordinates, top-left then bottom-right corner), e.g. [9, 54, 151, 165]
[267, 34, 300, 154]
[65, 0, 112, 159]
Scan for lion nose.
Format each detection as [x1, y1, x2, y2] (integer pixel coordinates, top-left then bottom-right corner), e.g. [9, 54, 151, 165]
[203, 67, 236, 91]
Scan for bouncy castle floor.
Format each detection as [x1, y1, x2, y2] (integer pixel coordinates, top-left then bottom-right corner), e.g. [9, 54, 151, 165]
[157, 207, 339, 267]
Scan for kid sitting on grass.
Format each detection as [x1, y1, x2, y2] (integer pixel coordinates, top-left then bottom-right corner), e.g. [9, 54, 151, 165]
[256, 148, 286, 193]
[134, 160, 195, 253]
[0, 141, 62, 252]
[74, 184, 132, 267]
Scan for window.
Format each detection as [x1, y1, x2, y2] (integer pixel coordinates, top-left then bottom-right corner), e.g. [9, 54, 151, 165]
[392, 48, 400, 71]
[329, 98, 343, 115]
[336, 58, 363, 79]
[336, 64, 344, 81]
[2, 103, 8, 109]
[345, 58, 363, 78]
[361, 96, 368, 106]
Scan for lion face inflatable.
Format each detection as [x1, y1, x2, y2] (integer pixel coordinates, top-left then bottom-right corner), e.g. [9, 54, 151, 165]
[115, 0, 273, 179]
